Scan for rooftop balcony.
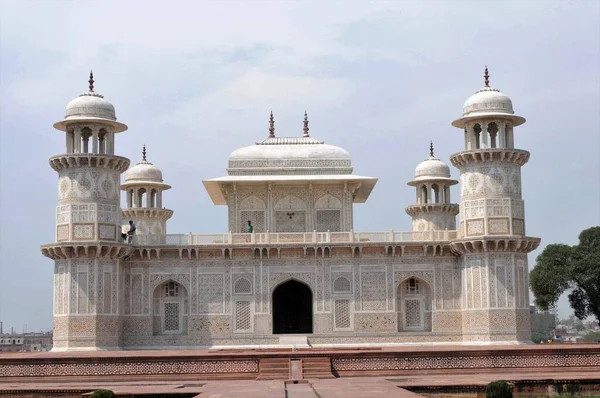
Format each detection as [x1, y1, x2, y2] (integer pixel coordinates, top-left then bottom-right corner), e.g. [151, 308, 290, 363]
[131, 230, 459, 246]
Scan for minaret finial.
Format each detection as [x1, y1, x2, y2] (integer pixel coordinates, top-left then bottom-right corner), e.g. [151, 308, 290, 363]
[303, 110, 309, 137]
[484, 65, 489, 88]
[142, 144, 147, 161]
[268, 111, 275, 138]
[429, 141, 434, 157]
[88, 70, 94, 93]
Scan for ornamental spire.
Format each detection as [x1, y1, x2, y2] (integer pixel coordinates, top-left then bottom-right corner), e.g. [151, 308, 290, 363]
[88, 70, 95, 93]
[268, 111, 275, 138]
[484, 65, 489, 88]
[142, 144, 147, 161]
[303, 110, 310, 137]
[429, 141, 434, 157]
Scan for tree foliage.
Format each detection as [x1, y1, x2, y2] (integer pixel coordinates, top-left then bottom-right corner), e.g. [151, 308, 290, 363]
[485, 381, 513, 398]
[530, 226, 600, 322]
[91, 390, 115, 398]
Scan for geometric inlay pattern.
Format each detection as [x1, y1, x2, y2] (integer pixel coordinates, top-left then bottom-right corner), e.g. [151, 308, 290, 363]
[332, 353, 600, 371]
[0, 360, 259, 376]
[334, 299, 351, 329]
[235, 300, 251, 332]
[404, 299, 422, 329]
[164, 302, 180, 332]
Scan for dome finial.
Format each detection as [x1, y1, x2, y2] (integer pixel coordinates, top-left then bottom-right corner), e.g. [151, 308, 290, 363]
[88, 70, 95, 93]
[268, 111, 275, 138]
[303, 110, 310, 137]
[484, 65, 490, 88]
[142, 144, 147, 161]
[429, 141, 434, 157]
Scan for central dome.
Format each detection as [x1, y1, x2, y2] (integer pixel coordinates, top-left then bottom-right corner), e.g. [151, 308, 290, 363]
[228, 136, 352, 175]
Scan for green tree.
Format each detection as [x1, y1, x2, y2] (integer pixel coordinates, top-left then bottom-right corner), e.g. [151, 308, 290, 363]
[530, 226, 600, 322]
[485, 381, 513, 398]
[91, 390, 115, 398]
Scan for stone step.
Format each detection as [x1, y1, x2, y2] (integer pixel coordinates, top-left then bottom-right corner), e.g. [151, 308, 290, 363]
[256, 358, 290, 380]
[302, 357, 335, 379]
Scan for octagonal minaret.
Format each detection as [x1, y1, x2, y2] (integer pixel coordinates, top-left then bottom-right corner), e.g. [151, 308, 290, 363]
[406, 142, 459, 233]
[449, 67, 540, 343]
[121, 145, 173, 243]
[41, 72, 132, 351]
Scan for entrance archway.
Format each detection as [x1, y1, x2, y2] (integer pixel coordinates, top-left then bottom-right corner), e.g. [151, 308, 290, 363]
[272, 280, 313, 334]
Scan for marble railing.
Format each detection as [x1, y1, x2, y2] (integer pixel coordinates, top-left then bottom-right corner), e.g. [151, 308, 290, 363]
[131, 230, 459, 246]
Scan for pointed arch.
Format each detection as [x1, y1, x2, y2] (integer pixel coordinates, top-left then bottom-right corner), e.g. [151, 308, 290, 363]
[152, 279, 189, 336]
[396, 276, 433, 332]
[274, 195, 306, 210]
[240, 195, 266, 210]
[315, 194, 342, 209]
[272, 279, 313, 334]
[274, 195, 306, 232]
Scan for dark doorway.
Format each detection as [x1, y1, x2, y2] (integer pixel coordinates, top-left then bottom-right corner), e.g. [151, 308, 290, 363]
[272, 280, 313, 334]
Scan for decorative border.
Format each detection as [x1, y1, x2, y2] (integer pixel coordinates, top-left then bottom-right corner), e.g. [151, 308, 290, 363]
[0, 359, 258, 377]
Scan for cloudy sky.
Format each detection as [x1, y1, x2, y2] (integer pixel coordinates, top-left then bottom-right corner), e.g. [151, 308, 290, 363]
[0, 0, 598, 332]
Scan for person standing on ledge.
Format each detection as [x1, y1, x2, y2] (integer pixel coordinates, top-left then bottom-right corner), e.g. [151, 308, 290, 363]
[247, 220, 253, 233]
[127, 220, 137, 243]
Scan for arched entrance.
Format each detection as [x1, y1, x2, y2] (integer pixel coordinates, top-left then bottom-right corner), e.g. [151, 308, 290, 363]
[272, 280, 313, 334]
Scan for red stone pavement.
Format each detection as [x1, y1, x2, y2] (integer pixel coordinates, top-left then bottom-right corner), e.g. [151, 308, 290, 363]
[0, 368, 599, 397]
[1, 342, 598, 360]
[1, 343, 599, 397]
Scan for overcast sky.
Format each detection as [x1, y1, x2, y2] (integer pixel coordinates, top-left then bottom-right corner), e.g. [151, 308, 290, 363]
[0, 0, 598, 332]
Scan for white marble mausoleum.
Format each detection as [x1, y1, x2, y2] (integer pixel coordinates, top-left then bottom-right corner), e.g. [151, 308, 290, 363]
[42, 69, 540, 351]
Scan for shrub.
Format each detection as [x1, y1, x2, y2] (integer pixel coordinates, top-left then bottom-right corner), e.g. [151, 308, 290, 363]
[485, 381, 512, 398]
[91, 390, 115, 398]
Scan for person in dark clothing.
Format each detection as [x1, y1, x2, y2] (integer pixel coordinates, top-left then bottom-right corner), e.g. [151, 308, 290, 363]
[127, 220, 136, 243]
[247, 220, 253, 233]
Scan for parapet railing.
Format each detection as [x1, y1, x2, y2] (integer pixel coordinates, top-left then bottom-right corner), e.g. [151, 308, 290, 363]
[131, 230, 459, 246]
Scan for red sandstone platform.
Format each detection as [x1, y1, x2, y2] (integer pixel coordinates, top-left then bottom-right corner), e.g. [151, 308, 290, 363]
[1, 344, 599, 397]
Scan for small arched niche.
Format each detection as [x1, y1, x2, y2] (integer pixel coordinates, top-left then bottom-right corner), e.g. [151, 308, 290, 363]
[153, 280, 188, 335]
[396, 277, 433, 332]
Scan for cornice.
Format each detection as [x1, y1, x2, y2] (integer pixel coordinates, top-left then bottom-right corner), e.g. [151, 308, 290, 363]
[122, 208, 174, 220]
[449, 236, 540, 254]
[41, 242, 133, 260]
[450, 149, 529, 168]
[49, 154, 130, 173]
[405, 203, 460, 217]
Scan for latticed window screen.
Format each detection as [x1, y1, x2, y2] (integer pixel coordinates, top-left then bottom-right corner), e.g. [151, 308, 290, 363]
[164, 302, 180, 332]
[406, 278, 420, 294]
[240, 211, 265, 232]
[234, 278, 252, 295]
[316, 210, 341, 232]
[275, 211, 306, 232]
[235, 300, 251, 331]
[333, 277, 351, 293]
[334, 299, 351, 329]
[165, 281, 179, 297]
[404, 299, 422, 329]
